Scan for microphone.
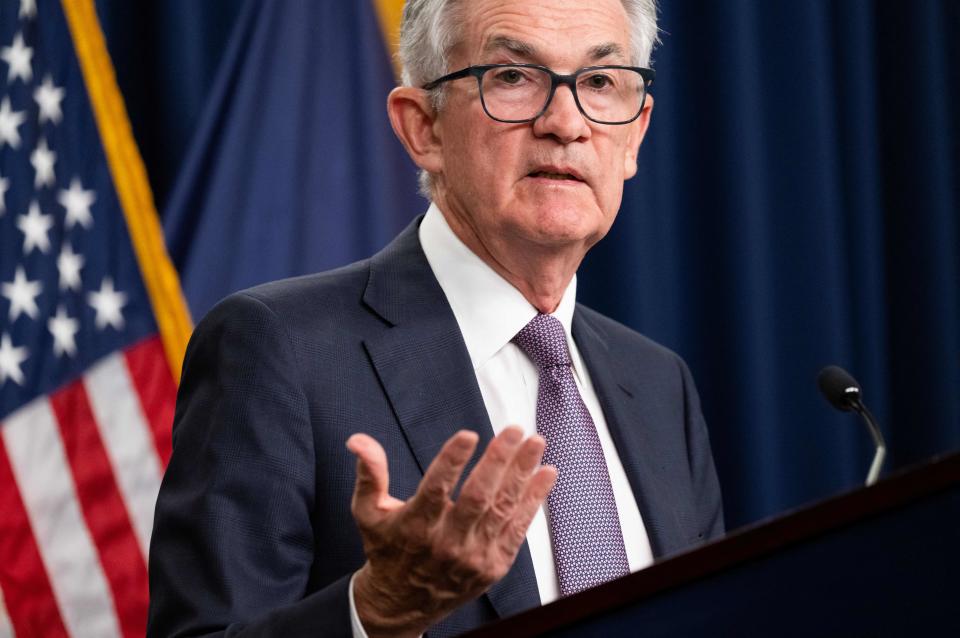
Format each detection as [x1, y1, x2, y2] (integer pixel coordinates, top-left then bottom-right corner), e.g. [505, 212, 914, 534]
[817, 365, 887, 486]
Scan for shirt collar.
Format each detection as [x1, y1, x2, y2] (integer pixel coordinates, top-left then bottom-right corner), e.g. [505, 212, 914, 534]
[419, 203, 578, 370]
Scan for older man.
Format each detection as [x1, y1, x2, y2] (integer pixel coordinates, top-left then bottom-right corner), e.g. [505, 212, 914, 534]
[147, 0, 723, 637]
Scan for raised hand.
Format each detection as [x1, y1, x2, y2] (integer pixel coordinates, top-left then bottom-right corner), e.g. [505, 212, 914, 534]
[347, 426, 556, 637]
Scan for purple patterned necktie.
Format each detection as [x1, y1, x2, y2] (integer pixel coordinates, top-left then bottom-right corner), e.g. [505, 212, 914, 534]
[513, 313, 630, 596]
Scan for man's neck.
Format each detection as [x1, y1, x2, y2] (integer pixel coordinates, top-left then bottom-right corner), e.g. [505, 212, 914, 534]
[435, 201, 586, 315]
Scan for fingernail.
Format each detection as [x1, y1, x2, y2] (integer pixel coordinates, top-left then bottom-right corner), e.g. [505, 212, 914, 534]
[501, 427, 522, 444]
[346, 434, 361, 452]
[452, 432, 478, 452]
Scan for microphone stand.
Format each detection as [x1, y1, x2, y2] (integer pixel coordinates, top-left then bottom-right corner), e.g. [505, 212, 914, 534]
[851, 399, 886, 487]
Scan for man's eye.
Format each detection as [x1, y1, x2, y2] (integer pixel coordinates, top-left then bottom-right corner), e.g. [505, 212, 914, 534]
[495, 69, 524, 84]
[584, 74, 612, 89]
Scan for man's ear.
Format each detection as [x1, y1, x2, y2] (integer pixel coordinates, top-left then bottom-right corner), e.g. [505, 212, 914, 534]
[387, 86, 444, 174]
[623, 94, 654, 180]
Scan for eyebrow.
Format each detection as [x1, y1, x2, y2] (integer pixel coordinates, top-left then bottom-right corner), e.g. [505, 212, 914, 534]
[483, 36, 537, 58]
[483, 36, 628, 64]
[589, 42, 627, 62]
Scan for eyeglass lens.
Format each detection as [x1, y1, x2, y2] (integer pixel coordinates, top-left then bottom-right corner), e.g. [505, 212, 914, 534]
[480, 66, 645, 123]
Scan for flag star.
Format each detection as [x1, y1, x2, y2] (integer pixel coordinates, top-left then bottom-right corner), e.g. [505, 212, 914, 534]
[59, 178, 96, 229]
[88, 277, 127, 331]
[17, 201, 53, 255]
[1, 266, 42, 322]
[1, 33, 33, 84]
[48, 306, 79, 358]
[34, 75, 65, 125]
[58, 244, 85, 291]
[0, 333, 29, 386]
[17, 201, 54, 254]
[30, 137, 57, 188]
[20, 0, 37, 19]
[0, 173, 8, 215]
[0, 97, 26, 149]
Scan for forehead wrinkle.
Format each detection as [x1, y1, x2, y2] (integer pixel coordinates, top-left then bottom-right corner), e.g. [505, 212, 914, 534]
[481, 36, 627, 68]
[462, 0, 634, 68]
[484, 35, 537, 58]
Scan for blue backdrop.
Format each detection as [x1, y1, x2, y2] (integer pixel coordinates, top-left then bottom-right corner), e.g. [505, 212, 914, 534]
[97, 0, 959, 529]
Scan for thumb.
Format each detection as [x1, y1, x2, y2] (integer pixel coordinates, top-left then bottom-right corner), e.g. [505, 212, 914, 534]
[347, 433, 399, 519]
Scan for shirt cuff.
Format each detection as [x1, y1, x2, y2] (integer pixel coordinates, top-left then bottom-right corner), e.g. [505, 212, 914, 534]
[348, 572, 370, 638]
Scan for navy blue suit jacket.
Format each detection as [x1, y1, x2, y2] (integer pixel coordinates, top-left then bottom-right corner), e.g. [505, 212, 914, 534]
[147, 218, 724, 637]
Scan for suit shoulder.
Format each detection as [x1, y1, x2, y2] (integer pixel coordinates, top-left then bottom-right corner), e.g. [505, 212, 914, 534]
[200, 259, 373, 332]
[575, 303, 683, 365]
[241, 260, 370, 310]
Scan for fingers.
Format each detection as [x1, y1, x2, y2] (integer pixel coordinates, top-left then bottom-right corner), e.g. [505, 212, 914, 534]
[350, 426, 554, 561]
[499, 464, 557, 556]
[523, 465, 557, 514]
[447, 426, 526, 538]
[407, 430, 479, 520]
[476, 434, 546, 541]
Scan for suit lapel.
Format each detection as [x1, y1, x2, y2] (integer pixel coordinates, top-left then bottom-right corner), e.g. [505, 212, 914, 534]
[572, 309, 680, 558]
[361, 219, 541, 618]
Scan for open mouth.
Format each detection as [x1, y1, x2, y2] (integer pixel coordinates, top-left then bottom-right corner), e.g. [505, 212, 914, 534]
[528, 170, 583, 182]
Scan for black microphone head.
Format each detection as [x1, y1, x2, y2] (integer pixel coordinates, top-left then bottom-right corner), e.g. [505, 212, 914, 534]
[817, 365, 862, 412]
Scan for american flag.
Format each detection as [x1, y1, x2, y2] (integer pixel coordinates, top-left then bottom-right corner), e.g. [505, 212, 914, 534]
[0, 1, 189, 636]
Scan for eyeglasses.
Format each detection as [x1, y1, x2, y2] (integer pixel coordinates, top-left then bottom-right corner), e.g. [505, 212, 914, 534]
[422, 64, 655, 125]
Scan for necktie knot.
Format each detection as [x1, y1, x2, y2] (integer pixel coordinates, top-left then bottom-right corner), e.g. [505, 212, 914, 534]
[513, 313, 571, 369]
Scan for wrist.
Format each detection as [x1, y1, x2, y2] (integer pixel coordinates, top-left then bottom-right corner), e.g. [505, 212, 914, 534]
[353, 564, 431, 638]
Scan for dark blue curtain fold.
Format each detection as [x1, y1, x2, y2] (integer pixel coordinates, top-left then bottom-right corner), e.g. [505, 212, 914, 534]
[97, 0, 959, 530]
[96, 0, 240, 214]
[158, 1, 421, 320]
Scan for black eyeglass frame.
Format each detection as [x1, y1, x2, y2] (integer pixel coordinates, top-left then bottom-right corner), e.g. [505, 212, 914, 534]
[422, 63, 656, 125]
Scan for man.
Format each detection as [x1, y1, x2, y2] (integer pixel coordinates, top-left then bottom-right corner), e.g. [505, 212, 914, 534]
[147, 0, 724, 636]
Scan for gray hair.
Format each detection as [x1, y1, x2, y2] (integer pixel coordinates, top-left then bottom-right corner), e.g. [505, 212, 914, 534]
[397, 0, 660, 198]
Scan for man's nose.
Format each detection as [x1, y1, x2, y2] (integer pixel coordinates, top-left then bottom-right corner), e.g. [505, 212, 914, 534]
[532, 84, 591, 143]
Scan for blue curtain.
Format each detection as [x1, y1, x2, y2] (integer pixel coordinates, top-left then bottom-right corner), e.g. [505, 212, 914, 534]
[102, 0, 422, 316]
[97, 0, 960, 530]
[579, 1, 960, 525]
[96, 0, 240, 214]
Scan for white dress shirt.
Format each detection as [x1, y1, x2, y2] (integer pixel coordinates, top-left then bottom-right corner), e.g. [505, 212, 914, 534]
[349, 204, 653, 635]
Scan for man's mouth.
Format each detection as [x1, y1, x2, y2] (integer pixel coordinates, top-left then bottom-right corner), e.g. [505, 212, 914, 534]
[528, 170, 584, 182]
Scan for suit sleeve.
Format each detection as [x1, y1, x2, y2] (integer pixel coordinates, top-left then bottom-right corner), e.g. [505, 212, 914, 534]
[678, 356, 725, 540]
[147, 292, 352, 638]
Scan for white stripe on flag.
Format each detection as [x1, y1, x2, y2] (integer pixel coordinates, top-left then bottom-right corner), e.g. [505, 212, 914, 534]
[0, 586, 13, 638]
[85, 352, 164, 557]
[2, 398, 122, 638]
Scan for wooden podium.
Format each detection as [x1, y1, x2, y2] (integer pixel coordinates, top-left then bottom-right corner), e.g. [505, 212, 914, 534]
[465, 451, 960, 637]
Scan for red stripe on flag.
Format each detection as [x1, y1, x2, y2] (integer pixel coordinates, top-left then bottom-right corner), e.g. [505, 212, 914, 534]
[0, 434, 70, 638]
[124, 335, 176, 467]
[49, 382, 149, 638]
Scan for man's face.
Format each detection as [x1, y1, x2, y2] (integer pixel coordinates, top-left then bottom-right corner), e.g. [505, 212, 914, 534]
[432, 0, 650, 255]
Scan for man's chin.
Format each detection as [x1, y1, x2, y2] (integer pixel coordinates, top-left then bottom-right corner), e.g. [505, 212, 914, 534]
[512, 209, 607, 251]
